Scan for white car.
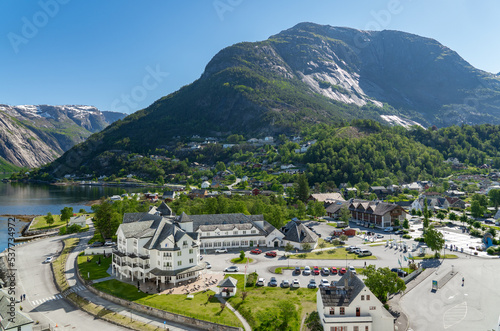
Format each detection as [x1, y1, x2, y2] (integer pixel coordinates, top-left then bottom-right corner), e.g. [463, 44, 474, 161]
[291, 279, 300, 288]
[303, 266, 311, 275]
[319, 279, 330, 288]
[384, 227, 394, 232]
[348, 266, 356, 274]
[43, 256, 54, 264]
[215, 248, 228, 253]
[281, 279, 290, 288]
[205, 262, 211, 269]
[256, 278, 265, 286]
[224, 266, 239, 272]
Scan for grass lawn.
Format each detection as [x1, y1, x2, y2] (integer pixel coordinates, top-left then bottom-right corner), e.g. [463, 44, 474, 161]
[230, 257, 254, 264]
[53, 238, 79, 292]
[413, 254, 458, 260]
[327, 223, 338, 227]
[274, 266, 296, 274]
[290, 248, 377, 260]
[226, 274, 317, 329]
[77, 254, 112, 280]
[31, 212, 92, 230]
[93, 279, 242, 328]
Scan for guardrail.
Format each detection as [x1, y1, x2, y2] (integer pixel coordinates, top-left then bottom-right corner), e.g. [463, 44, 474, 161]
[403, 267, 423, 284]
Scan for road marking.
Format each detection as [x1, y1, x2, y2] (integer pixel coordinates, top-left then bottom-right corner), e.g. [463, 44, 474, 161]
[31, 294, 64, 306]
[443, 301, 467, 329]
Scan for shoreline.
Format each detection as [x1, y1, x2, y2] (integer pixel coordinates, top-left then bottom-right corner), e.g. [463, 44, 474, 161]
[0, 215, 37, 222]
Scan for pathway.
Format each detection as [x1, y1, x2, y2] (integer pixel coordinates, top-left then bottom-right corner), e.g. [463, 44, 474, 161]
[217, 297, 252, 331]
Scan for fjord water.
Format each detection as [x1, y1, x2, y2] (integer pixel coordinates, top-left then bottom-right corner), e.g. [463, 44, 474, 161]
[0, 182, 144, 251]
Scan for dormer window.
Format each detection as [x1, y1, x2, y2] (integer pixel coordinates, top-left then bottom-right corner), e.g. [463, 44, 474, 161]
[329, 307, 334, 315]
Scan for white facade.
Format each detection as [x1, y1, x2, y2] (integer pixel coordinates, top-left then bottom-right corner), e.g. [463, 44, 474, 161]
[317, 274, 393, 331]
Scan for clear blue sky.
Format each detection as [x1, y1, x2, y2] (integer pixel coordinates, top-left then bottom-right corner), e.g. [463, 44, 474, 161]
[1, 0, 499, 114]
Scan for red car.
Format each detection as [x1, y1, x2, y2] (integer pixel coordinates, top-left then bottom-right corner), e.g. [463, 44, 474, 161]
[265, 251, 277, 257]
[339, 268, 347, 275]
[313, 266, 320, 275]
[251, 249, 262, 254]
[330, 267, 338, 275]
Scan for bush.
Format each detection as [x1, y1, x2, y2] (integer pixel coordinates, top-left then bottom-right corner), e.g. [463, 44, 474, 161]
[67, 224, 82, 234]
[403, 234, 412, 239]
[414, 237, 425, 242]
[469, 229, 482, 238]
[246, 272, 258, 287]
[58, 227, 67, 235]
[487, 247, 496, 255]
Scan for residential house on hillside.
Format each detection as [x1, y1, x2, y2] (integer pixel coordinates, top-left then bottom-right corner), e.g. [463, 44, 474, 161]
[401, 182, 422, 192]
[176, 212, 284, 249]
[162, 191, 177, 201]
[412, 196, 450, 212]
[317, 272, 393, 331]
[201, 181, 211, 189]
[326, 199, 406, 229]
[445, 197, 466, 209]
[370, 186, 390, 199]
[309, 193, 345, 204]
[189, 189, 207, 198]
[281, 218, 319, 250]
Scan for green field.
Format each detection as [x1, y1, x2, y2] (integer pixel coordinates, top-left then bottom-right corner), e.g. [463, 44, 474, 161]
[77, 254, 112, 280]
[230, 257, 254, 264]
[31, 212, 92, 230]
[93, 280, 242, 327]
[290, 247, 377, 260]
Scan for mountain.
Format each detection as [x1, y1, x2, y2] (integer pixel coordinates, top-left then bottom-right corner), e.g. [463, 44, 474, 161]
[0, 105, 126, 169]
[45, 22, 500, 177]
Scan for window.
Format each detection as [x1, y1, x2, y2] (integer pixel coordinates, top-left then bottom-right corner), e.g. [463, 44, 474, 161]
[251, 230, 256, 234]
[189, 249, 193, 254]
[183, 240, 188, 246]
[242, 231, 247, 234]
[361, 295, 365, 300]
[225, 231, 229, 235]
[369, 306, 376, 310]
[177, 251, 182, 256]
[365, 327, 369, 331]
[366, 295, 370, 300]
[329, 307, 335, 315]
[356, 307, 360, 316]
[354, 327, 359, 331]
[163, 252, 171, 257]
[233, 230, 238, 234]
[339, 307, 345, 315]
[189, 258, 194, 264]
[163, 262, 171, 267]
[177, 261, 182, 266]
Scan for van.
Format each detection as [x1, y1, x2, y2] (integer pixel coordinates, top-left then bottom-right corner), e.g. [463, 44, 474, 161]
[358, 249, 372, 257]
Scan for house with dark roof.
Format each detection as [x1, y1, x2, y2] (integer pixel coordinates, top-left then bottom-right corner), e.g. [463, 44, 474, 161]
[176, 213, 284, 250]
[326, 199, 406, 229]
[217, 277, 238, 297]
[162, 191, 177, 201]
[0, 289, 34, 331]
[113, 205, 203, 287]
[317, 272, 393, 331]
[281, 218, 319, 250]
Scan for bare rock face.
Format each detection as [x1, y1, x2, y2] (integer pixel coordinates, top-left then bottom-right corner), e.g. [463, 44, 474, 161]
[0, 105, 125, 168]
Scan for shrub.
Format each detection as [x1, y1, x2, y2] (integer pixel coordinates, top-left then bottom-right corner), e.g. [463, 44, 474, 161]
[246, 272, 258, 287]
[414, 237, 425, 242]
[59, 227, 67, 235]
[67, 224, 82, 234]
[487, 247, 496, 255]
[403, 234, 411, 239]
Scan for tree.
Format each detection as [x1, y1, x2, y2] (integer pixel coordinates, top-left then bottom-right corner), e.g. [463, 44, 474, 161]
[449, 212, 457, 221]
[301, 243, 312, 251]
[60, 206, 74, 229]
[339, 234, 348, 242]
[318, 241, 326, 250]
[296, 174, 310, 203]
[284, 243, 294, 257]
[489, 189, 500, 211]
[423, 226, 445, 258]
[304, 311, 322, 331]
[91, 199, 120, 239]
[470, 200, 483, 218]
[339, 205, 350, 224]
[402, 219, 410, 229]
[45, 212, 54, 226]
[362, 265, 406, 303]
[215, 161, 226, 173]
[436, 212, 445, 221]
[423, 200, 430, 229]
[307, 200, 325, 218]
[460, 212, 468, 227]
[239, 250, 245, 260]
[255, 300, 299, 331]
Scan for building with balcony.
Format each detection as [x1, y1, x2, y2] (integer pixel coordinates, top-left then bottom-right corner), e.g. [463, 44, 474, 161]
[317, 272, 393, 331]
[112, 205, 203, 287]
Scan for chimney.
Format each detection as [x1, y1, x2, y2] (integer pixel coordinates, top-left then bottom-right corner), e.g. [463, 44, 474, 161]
[344, 276, 348, 288]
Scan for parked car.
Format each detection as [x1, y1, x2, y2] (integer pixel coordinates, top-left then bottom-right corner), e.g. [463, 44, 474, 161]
[265, 251, 277, 257]
[330, 266, 338, 275]
[352, 248, 361, 254]
[384, 227, 394, 232]
[319, 279, 330, 288]
[251, 249, 262, 254]
[281, 279, 290, 288]
[224, 266, 239, 272]
[91, 241, 103, 247]
[346, 246, 357, 252]
[256, 278, 265, 286]
[391, 268, 408, 277]
[291, 279, 300, 288]
[43, 256, 54, 264]
[199, 255, 204, 260]
[303, 266, 311, 276]
[215, 248, 228, 253]
[325, 236, 332, 242]
[294, 266, 301, 275]
[339, 268, 347, 275]
[205, 262, 211, 269]
[348, 266, 356, 274]
[312, 266, 320, 275]
[308, 279, 317, 289]
[376, 234, 384, 239]
[321, 267, 330, 275]
[395, 230, 404, 235]
[104, 241, 116, 247]
[357, 249, 372, 257]
[268, 277, 278, 287]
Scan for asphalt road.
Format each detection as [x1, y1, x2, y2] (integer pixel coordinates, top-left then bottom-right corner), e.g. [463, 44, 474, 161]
[15, 234, 128, 330]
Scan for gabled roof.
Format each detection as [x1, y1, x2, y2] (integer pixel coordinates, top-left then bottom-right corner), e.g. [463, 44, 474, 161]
[282, 219, 318, 244]
[0, 290, 33, 329]
[180, 213, 273, 235]
[310, 193, 344, 202]
[319, 272, 365, 307]
[157, 201, 174, 216]
[218, 277, 238, 288]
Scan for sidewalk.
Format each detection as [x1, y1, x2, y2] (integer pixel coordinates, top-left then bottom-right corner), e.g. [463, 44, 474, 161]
[65, 226, 199, 331]
[217, 297, 251, 331]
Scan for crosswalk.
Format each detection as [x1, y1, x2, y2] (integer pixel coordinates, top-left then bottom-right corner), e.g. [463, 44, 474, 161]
[31, 285, 86, 306]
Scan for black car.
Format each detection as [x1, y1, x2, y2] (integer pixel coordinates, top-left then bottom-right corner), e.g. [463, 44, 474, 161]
[294, 266, 301, 275]
[91, 241, 104, 247]
[391, 268, 408, 277]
